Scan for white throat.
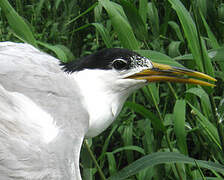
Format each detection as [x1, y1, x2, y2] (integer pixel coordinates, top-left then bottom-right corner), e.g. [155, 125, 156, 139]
[72, 69, 144, 137]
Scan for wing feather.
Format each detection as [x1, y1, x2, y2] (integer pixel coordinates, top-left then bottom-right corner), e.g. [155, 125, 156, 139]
[0, 42, 88, 179]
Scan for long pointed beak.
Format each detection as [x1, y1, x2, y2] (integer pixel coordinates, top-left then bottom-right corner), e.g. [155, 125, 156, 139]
[127, 62, 216, 87]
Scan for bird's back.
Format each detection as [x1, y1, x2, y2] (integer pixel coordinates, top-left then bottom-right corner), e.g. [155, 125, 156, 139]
[0, 42, 89, 179]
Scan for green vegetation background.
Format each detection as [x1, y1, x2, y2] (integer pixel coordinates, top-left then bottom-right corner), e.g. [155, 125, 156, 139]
[0, 0, 224, 179]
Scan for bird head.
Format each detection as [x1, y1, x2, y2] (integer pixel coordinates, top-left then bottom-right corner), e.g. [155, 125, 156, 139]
[61, 48, 216, 137]
[62, 48, 216, 90]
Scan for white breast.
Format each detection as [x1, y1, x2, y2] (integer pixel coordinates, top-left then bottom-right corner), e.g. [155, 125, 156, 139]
[72, 69, 130, 137]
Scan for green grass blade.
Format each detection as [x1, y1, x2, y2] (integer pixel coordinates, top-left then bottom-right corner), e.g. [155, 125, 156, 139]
[217, 98, 224, 154]
[168, 41, 181, 57]
[197, 0, 207, 18]
[98, 124, 118, 163]
[186, 87, 212, 118]
[168, 21, 184, 42]
[109, 1, 127, 18]
[91, 23, 112, 48]
[55, 0, 63, 10]
[36, 0, 45, 16]
[72, 24, 91, 33]
[81, 140, 94, 180]
[209, 48, 224, 62]
[139, 0, 148, 24]
[209, 47, 224, 71]
[54, 44, 75, 62]
[125, 101, 165, 132]
[147, 83, 160, 106]
[108, 152, 224, 180]
[168, 0, 204, 71]
[199, 11, 219, 49]
[112, 145, 145, 155]
[99, 0, 140, 49]
[122, 123, 134, 164]
[141, 84, 160, 109]
[37, 41, 68, 62]
[94, 3, 103, 22]
[194, 160, 206, 180]
[107, 152, 117, 176]
[175, 47, 224, 63]
[148, 2, 159, 37]
[200, 37, 215, 77]
[66, 2, 98, 26]
[173, 99, 188, 155]
[0, 0, 36, 46]
[188, 102, 221, 150]
[119, 0, 148, 41]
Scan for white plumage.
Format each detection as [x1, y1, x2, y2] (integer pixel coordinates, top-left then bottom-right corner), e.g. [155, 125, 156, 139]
[0, 42, 89, 179]
[0, 42, 215, 179]
[0, 42, 146, 179]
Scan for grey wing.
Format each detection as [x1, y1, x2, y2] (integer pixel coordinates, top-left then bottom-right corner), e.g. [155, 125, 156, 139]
[0, 42, 89, 179]
[0, 84, 50, 179]
[0, 41, 89, 127]
[0, 42, 65, 102]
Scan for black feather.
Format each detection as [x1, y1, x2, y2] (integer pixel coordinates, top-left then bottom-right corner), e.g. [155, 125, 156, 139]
[60, 48, 140, 73]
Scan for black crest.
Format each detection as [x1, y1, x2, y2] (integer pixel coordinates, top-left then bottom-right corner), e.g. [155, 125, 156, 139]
[61, 48, 140, 73]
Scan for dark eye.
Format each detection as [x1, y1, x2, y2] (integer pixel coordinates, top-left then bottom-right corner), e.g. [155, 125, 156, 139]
[112, 59, 127, 70]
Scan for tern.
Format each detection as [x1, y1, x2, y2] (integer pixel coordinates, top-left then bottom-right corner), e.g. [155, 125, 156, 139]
[0, 42, 216, 179]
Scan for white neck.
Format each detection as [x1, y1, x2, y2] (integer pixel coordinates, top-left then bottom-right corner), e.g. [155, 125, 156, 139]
[72, 69, 144, 137]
